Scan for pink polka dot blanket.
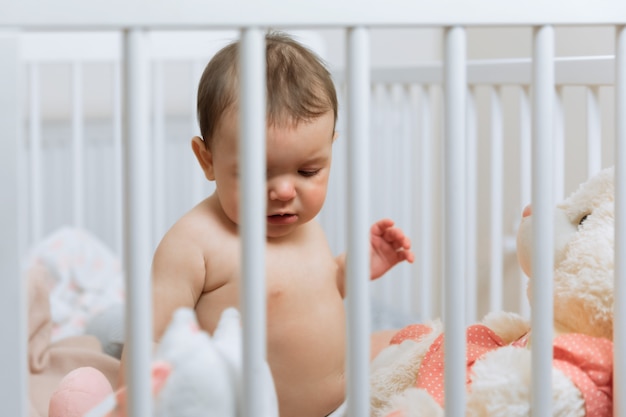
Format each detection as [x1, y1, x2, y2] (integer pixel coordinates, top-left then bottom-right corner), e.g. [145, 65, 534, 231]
[390, 323, 613, 417]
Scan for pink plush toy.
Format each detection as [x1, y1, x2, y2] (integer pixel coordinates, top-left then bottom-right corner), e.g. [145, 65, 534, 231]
[49, 366, 115, 417]
[49, 307, 279, 417]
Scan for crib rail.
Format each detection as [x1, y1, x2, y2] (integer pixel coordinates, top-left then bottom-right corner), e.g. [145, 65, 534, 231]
[2, 22, 626, 417]
[2, 0, 626, 27]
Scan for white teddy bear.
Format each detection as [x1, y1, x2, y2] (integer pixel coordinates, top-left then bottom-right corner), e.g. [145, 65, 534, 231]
[370, 167, 615, 417]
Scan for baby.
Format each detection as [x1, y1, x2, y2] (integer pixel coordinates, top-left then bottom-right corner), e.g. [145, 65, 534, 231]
[125, 31, 414, 417]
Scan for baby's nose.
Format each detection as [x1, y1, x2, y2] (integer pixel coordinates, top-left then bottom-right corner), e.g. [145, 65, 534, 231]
[268, 178, 296, 201]
[522, 204, 532, 218]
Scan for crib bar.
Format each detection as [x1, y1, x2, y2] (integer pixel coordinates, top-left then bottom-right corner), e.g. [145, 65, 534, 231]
[519, 86, 531, 318]
[191, 61, 206, 204]
[238, 28, 268, 417]
[29, 63, 43, 244]
[72, 61, 85, 228]
[113, 61, 125, 260]
[357, 56, 615, 87]
[531, 25, 555, 417]
[443, 26, 466, 417]
[398, 86, 414, 315]
[346, 26, 371, 417]
[614, 24, 626, 417]
[152, 60, 166, 241]
[553, 87, 565, 201]
[466, 86, 478, 324]
[586, 86, 602, 178]
[0, 31, 28, 417]
[489, 86, 503, 313]
[416, 85, 434, 320]
[122, 28, 153, 417]
[4, 1, 626, 28]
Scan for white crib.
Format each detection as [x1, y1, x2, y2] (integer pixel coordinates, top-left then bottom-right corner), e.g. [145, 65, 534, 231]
[1, 1, 626, 416]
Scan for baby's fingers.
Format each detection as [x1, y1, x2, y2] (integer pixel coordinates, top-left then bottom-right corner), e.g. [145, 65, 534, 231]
[371, 218, 395, 236]
[383, 227, 412, 249]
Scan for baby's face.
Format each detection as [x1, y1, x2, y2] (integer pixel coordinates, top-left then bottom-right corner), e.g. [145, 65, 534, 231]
[210, 110, 335, 239]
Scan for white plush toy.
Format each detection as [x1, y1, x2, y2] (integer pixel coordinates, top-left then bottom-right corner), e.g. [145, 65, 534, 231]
[370, 167, 615, 417]
[49, 307, 279, 417]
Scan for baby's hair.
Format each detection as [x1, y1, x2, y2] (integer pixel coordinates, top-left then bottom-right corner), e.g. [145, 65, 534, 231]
[196, 31, 338, 148]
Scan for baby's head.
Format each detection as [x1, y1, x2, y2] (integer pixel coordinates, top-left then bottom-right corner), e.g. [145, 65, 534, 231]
[196, 31, 338, 150]
[193, 32, 339, 238]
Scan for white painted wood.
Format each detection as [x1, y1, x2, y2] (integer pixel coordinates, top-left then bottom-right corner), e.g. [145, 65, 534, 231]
[122, 28, 153, 417]
[466, 86, 478, 324]
[346, 26, 371, 417]
[72, 61, 85, 228]
[113, 61, 124, 259]
[489, 86, 503, 313]
[519, 86, 532, 319]
[415, 85, 435, 321]
[586, 86, 602, 178]
[152, 60, 166, 241]
[334, 56, 616, 87]
[29, 63, 42, 244]
[554, 87, 565, 201]
[444, 25, 466, 417]
[2, 0, 626, 28]
[614, 24, 626, 417]
[0, 31, 28, 417]
[239, 28, 268, 417]
[531, 24, 555, 417]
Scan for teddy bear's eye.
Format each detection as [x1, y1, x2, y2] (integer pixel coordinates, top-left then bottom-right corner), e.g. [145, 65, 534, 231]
[578, 214, 589, 227]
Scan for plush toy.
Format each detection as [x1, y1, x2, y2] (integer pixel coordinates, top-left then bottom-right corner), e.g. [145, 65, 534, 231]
[370, 167, 615, 417]
[49, 307, 279, 417]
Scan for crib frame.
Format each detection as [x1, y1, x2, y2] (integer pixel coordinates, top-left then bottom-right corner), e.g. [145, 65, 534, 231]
[2, 2, 626, 417]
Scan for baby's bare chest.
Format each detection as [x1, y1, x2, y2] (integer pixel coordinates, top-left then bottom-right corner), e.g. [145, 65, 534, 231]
[264, 243, 337, 297]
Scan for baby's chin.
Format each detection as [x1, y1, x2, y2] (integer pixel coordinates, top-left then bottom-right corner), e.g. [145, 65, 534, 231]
[265, 223, 300, 240]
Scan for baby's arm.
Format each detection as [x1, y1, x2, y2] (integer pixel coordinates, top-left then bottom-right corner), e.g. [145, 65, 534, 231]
[118, 229, 206, 387]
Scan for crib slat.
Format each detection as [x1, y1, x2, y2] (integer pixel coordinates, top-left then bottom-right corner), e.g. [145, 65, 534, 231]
[614, 24, 626, 417]
[122, 28, 153, 417]
[72, 61, 85, 228]
[239, 28, 268, 417]
[443, 25, 466, 417]
[465, 86, 478, 324]
[489, 86, 504, 313]
[416, 84, 434, 321]
[531, 24, 555, 417]
[553, 86, 565, 201]
[29, 63, 43, 245]
[113, 60, 124, 260]
[398, 86, 414, 315]
[518, 86, 532, 318]
[152, 60, 166, 241]
[0, 31, 28, 417]
[586, 86, 602, 178]
[346, 26, 371, 417]
[191, 60, 207, 205]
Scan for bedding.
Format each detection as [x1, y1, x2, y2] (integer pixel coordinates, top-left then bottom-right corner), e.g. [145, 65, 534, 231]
[27, 261, 119, 417]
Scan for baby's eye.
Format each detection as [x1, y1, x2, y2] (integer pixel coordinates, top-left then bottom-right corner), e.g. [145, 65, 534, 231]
[298, 169, 320, 177]
[578, 213, 590, 227]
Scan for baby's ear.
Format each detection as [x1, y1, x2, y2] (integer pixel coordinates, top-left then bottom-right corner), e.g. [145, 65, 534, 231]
[191, 136, 215, 181]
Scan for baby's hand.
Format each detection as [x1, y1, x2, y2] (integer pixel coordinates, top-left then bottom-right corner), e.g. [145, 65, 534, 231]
[370, 219, 414, 280]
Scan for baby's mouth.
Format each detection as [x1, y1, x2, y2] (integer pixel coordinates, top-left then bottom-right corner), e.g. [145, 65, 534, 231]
[267, 213, 298, 225]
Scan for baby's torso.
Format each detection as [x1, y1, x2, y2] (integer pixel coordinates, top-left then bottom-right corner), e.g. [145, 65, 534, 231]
[193, 204, 347, 417]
